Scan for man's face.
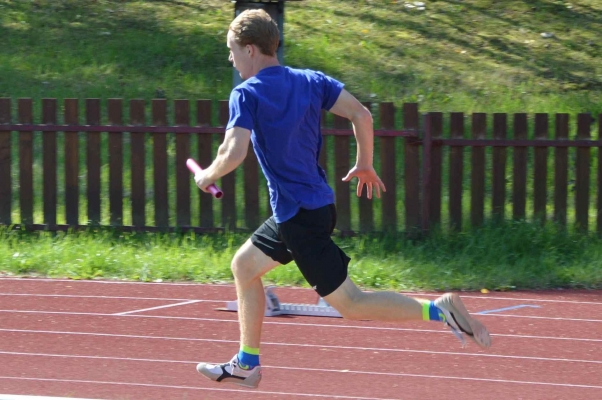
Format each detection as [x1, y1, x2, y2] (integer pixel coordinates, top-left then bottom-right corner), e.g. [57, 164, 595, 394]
[227, 31, 252, 80]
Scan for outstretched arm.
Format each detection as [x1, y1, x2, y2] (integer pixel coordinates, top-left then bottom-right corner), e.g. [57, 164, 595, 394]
[328, 89, 386, 199]
[194, 126, 251, 193]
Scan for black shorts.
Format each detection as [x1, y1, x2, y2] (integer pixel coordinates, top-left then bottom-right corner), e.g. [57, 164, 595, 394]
[251, 204, 350, 297]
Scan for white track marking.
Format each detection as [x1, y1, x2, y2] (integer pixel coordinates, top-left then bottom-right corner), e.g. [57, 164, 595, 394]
[479, 314, 602, 322]
[0, 293, 222, 302]
[113, 300, 201, 316]
[0, 277, 233, 287]
[2, 324, 601, 343]
[0, 377, 397, 400]
[1, 310, 602, 342]
[0, 278, 600, 305]
[1, 308, 601, 324]
[0, 396, 100, 400]
[476, 305, 540, 314]
[1, 330, 601, 364]
[0, 360, 601, 390]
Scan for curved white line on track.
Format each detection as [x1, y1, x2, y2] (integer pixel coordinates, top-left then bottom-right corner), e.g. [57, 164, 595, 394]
[0, 376, 396, 400]
[1, 331, 601, 364]
[0, 359, 600, 390]
[0, 278, 600, 305]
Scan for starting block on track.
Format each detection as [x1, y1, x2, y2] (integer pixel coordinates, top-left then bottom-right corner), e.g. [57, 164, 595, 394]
[221, 286, 342, 318]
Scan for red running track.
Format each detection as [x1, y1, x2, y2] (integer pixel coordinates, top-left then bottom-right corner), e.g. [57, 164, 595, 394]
[0, 277, 600, 399]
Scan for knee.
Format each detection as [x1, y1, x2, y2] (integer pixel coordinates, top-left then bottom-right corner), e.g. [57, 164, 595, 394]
[231, 252, 253, 285]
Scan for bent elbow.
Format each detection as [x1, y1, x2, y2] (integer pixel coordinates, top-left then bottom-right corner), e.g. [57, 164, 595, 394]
[352, 106, 373, 126]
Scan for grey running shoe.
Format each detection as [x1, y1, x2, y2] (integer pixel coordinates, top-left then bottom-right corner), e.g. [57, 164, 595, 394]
[196, 355, 262, 388]
[434, 293, 492, 349]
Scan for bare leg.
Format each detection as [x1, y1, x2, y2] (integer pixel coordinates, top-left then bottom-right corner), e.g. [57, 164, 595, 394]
[324, 277, 429, 321]
[231, 239, 280, 348]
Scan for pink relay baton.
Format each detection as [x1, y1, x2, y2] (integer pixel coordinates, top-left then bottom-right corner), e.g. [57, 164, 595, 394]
[186, 158, 223, 199]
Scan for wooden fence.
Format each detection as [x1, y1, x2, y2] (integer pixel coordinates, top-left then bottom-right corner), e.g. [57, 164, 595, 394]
[421, 112, 602, 234]
[0, 98, 601, 235]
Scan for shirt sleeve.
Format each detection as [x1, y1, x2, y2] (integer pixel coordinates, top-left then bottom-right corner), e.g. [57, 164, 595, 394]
[226, 88, 255, 131]
[318, 72, 345, 111]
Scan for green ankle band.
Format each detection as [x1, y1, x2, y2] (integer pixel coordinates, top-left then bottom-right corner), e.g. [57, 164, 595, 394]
[241, 345, 260, 355]
[422, 302, 430, 321]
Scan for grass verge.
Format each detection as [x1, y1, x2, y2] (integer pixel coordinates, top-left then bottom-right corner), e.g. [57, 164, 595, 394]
[1, 221, 601, 291]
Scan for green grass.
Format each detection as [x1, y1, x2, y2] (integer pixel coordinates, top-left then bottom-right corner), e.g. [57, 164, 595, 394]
[2, 221, 601, 290]
[1, 1, 602, 289]
[0, 0, 600, 115]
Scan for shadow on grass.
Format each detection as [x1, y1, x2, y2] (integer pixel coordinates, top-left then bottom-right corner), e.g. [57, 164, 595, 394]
[0, 0, 232, 100]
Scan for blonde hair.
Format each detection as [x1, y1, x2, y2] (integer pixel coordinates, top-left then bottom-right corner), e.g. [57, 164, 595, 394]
[229, 9, 280, 57]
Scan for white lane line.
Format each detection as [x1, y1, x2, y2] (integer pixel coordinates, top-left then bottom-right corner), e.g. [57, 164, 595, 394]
[2, 308, 601, 324]
[476, 305, 541, 314]
[0, 376, 396, 400]
[0, 362, 601, 390]
[2, 324, 601, 343]
[0, 293, 222, 302]
[0, 396, 100, 400]
[2, 310, 602, 342]
[479, 314, 602, 322]
[113, 300, 201, 316]
[1, 331, 601, 364]
[1, 278, 601, 305]
[0, 277, 232, 287]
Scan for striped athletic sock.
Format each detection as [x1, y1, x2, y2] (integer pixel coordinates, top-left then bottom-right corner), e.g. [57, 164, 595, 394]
[237, 345, 260, 369]
[423, 301, 446, 322]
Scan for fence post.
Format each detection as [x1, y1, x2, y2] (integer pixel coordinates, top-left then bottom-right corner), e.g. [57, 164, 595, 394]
[533, 113, 548, 224]
[175, 99, 191, 227]
[108, 99, 123, 227]
[403, 103, 420, 233]
[471, 113, 486, 228]
[42, 99, 58, 228]
[64, 99, 80, 227]
[512, 113, 528, 221]
[18, 98, 34, 228]
[0, 99, 10, 225]
[492, 113, 507, 222]
[130, 99, 146, 228]
[86, 99, 102, 226]
[449, 112, 464, 231]
[554, 114, 569, 228]
[380, 102, 396, 233]
[421, 113, 433, 232]
[152, 100, 169, 229]
[575, 114, 591, 233]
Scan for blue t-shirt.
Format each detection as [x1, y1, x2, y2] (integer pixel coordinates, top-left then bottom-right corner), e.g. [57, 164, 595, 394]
[226, 66, 344, 223]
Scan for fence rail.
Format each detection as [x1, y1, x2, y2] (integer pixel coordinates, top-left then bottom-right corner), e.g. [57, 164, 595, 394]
[0, 98, 601, 235]
[0, 98, 420, 234]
